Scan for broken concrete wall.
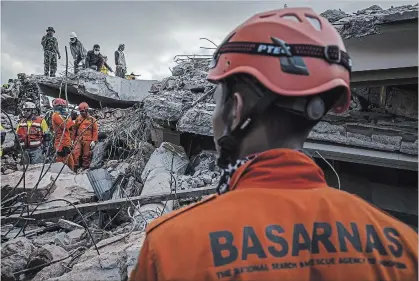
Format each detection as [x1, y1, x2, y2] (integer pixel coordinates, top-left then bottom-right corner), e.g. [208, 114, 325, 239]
[49, 231, 145, 281]
[137, 142, 190, 222]
[321, 4, 418, 39]
[35, 69, 158, 108]
[1, 163, 94, 205]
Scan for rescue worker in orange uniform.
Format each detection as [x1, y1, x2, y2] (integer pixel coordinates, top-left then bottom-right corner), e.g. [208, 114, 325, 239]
[16, 101, 51, 164]
[72, 102, 98, 170]
[130, 7, 418, 281]
[51, 98, 75, 170]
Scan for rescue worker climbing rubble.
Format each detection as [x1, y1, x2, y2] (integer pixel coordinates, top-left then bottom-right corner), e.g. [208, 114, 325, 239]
[130, 7, 418, 281]
[16, 101, 50, 164]
[72, 102, 98, 171]
[51, 98, 75, 170]
[69, 32, 87, 74]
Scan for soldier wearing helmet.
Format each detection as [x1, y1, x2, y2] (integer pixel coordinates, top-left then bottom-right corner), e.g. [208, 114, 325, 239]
[51, 98, 75, 170]
[16, 101, 50, 164]
[72, 102, 98, 170]
[130, 7, 418, 281]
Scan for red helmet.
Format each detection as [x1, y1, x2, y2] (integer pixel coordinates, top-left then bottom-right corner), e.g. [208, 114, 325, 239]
[52, 98, 67, 106]
[79, 102, 89, 111]
[207, 7, 351, 113]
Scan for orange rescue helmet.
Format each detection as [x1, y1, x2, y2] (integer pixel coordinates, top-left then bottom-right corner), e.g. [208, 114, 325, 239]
[52, 98, 67, 106]
[207, 7, 352, 113]
[79, 102, 89, 111]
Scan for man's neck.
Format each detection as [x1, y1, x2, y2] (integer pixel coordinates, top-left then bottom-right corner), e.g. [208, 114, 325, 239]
[237, 127, 304, 160]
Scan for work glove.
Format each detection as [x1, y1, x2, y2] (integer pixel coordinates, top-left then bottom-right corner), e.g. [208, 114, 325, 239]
[90, 141, 96, 149]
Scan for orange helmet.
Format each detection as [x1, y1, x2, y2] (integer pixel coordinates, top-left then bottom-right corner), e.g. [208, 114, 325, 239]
[207, 7, 351, 113]
[79, 102, 89, 111]
[52, 98, 67, 106]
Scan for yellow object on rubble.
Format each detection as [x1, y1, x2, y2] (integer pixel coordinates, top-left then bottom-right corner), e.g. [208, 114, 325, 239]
[100, 65, 109, 75]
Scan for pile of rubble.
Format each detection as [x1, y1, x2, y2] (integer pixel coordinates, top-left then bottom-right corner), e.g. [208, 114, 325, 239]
[1, 4, 418, 280]
[321, 4, 418, 39]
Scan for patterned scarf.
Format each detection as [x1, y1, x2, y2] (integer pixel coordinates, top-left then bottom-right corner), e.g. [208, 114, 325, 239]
[217, 154, 258, 194]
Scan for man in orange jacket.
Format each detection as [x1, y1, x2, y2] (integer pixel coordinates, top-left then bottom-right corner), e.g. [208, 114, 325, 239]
[130, 7, 418, 281]
[72, 102, 98, 170]
[51, 98, 74, 170]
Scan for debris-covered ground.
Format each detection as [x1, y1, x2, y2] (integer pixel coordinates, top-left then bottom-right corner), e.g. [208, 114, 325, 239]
[1, 4, 418, 281]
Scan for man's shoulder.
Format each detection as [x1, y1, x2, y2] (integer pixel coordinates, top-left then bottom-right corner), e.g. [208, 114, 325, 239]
[146, 194, 218, 235]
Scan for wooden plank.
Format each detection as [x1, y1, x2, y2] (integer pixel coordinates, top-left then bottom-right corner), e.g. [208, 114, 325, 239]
[1, 186, 218, 224]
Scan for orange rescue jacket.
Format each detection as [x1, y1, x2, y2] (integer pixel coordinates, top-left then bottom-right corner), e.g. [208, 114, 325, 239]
[72, 115, 98, 142]
[51, 112, 73, 151]
[16, 117, 44, 148]
[130, 149, 418, 281]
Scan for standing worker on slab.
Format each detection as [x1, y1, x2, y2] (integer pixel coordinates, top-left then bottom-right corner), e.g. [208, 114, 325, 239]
[115, 44, 127, 78]
[51, 98, 74, 170]
[16, 101, 51, 164]
[41, 27, 61, 77]
[69, 32, 87, 74]
[72, 102, 98, 171]
[130, 7, 418, 281]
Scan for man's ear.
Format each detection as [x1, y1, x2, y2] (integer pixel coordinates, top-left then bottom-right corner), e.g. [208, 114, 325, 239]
[231, 92, 244, 130]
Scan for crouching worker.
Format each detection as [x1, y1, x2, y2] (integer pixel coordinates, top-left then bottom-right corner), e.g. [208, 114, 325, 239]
[51, 98, 75, 170]
[16, 101, 51, 164]
[72, 102, 98, 171]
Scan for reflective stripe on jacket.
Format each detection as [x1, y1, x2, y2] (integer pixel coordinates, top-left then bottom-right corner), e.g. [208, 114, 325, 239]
[73, 115, 98, 142]
[16, 117, 48, 148]
[52, 112, 73, 151]
[130, 149, 418, 281]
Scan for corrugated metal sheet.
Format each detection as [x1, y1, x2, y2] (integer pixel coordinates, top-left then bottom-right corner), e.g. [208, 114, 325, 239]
[87, 169, 114, 201]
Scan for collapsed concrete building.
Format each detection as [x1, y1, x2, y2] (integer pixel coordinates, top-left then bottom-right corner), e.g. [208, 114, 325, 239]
[1, 4, 417, 281]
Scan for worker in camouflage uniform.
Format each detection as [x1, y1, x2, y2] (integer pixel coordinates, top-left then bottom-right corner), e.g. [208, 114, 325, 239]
[41, 27, 61, 77]
[16, 73, 40, 116]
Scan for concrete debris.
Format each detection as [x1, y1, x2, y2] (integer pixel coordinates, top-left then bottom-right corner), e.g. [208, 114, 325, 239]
[49, 231, 145, 281]
[134, 142, 190, 224]
[145, 58, 213, 122]
[322, 4, 418, 39]
[1, 237, 36, 275]
[320, 9, 349, 23]
[30, 245, 69, 281]
[34, 69, 158, 108]
[58, 219, 84, 231]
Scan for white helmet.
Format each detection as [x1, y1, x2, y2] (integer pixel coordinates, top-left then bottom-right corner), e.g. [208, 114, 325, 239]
[23, 101, 36, 109]
[69, 32, 77, 39]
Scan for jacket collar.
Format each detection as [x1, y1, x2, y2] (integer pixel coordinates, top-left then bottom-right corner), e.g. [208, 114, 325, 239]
[228, 149, 327, 191]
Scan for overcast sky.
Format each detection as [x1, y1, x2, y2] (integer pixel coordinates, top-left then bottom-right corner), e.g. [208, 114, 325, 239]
[1, 0, 416, 84]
